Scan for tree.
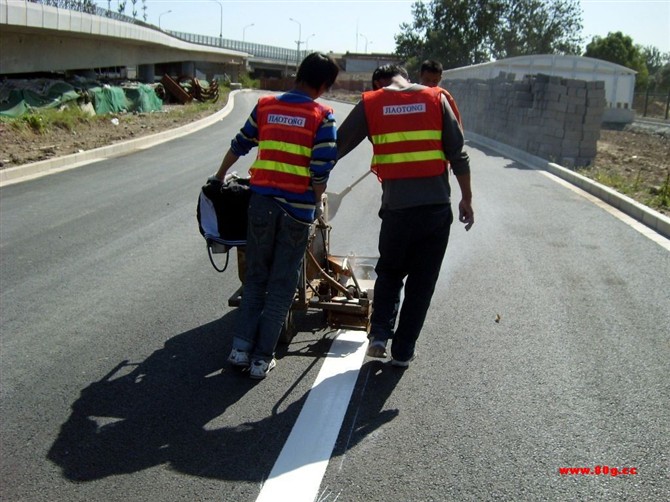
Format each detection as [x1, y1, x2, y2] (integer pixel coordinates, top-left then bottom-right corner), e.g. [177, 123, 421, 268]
[657, 63, 670, 91]
[584, 32, 649, 88]
[641, 46, 670, 90]
[643, 45, 665, 74]
[491, 0, 583, 58]
[394, 0, 584, 73]
[32, 0, 96, 13]
[395, 0, 502, 72]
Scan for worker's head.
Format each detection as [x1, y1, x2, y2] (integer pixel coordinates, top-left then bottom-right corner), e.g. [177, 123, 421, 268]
[296, 52, 340, 96]
[420, 60, 443, 87]
[371, 64, 409, 90]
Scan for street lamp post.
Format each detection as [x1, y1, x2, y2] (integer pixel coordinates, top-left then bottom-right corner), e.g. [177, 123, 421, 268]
[243, 23, 255, 42]
[289, 17, 301, 71]
[211, 0, 223, 45]
[158, 10, 171, 30]
[359, 33, 371, 53]
[304, 33, 315, 53]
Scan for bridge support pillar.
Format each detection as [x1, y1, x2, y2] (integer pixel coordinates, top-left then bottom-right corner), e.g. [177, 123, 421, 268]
[138, 64, 156, 83]
[181, 61, 196, 77]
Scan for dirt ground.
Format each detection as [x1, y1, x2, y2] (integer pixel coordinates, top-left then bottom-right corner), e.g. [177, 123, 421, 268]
[1, 91, 668, 216]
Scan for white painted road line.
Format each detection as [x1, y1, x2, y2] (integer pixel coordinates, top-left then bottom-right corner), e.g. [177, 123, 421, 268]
[540, 170, 670, 251]
[256, 329, 369, 502]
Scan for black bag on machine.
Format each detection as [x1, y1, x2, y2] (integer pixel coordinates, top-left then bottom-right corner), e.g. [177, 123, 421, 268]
[197, 176, 251, 272]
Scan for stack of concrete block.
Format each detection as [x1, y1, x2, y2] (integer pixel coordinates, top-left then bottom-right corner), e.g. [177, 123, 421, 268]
[444, 72, 606, 167]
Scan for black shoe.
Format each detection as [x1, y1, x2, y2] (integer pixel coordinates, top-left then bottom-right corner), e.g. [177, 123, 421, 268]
[366, 340, 387, 358]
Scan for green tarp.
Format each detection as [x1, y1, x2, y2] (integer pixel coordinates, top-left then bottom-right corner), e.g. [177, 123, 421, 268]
[0, 81, 80, 117]
[0, 81, 163, 118]
[123, 84, 163, 113]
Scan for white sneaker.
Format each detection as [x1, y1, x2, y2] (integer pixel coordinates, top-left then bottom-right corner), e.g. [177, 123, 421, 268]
[249, 358, 276, 379]
[228, 348, 250, 367]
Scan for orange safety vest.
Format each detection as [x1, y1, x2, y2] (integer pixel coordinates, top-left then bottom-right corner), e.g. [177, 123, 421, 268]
[250, 95, 332, 193]
[439, 87, 462, 127]
[362, 87, 447, 180]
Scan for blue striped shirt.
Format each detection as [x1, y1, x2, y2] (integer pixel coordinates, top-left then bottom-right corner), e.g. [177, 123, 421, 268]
[230, 90, 337, 223]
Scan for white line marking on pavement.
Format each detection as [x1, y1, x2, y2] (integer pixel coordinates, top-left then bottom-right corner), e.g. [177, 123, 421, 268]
[255, 329, 368, 502]
[541, 171, 670, 251]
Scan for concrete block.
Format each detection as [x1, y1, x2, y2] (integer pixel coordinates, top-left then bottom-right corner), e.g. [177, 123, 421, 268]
[564, 115, 583, 128]
[550, 127, 566, 139]
[569, 103, 586, 115]
[582, 131, 600, 143]
[567, 88, 587, 99]
[565, 79, 586, 88]
[547, 100, 568, 113]
[579, 145, 597, 157]
[563, 130, 582, 142]
[575, 157, 593, 167]
[587, 81, 606, 90]
[587, 88, 606, 100]
[547, 85, 566, 98]
[561, 145, 581, 157]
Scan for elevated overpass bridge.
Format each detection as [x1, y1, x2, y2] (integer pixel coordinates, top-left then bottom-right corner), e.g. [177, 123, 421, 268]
[0, 0, 300, 82]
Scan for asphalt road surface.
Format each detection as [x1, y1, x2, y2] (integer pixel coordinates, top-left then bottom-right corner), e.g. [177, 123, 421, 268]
[1, 91, 669, 501]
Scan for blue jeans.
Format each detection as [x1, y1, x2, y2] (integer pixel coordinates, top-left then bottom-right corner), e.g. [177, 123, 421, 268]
[370, 204, 453, 361]
[233, 192, 310, 361]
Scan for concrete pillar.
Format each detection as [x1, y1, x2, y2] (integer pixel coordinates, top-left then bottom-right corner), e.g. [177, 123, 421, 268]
[181, 61, 196, 77]
[137, 64, 155, 83]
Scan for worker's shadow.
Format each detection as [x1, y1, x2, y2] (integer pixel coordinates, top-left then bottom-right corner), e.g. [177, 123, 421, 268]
[46, 311, 400, 482]
[46, 311, 301, 482]
[332, 359, 405, 456]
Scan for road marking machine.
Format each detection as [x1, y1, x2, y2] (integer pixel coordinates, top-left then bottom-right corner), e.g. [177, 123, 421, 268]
[198, 175, 377, 344]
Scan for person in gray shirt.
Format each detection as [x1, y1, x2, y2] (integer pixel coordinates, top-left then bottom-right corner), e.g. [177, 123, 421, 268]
[336, 64, 474, 367]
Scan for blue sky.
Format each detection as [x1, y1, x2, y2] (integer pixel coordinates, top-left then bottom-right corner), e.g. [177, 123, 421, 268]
[96, 1, 670, 55]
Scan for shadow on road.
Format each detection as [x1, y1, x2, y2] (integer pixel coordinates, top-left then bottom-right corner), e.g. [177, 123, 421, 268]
[46, 312, 301, 482]
[46, 310, 401, 483]
[332, 359, 405, 456]
[465, 140, 537, 170]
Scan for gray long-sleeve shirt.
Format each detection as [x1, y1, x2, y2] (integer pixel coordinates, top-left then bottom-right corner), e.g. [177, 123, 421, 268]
[337, 83, 470, 211]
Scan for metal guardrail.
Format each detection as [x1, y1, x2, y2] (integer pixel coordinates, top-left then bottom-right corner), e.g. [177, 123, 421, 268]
[166, 30, 307, 64]
[26, 0, 305, 64]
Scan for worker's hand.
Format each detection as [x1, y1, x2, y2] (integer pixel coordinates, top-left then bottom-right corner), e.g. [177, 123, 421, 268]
[207, 174, 223, 184]
[458, 199, 474, 231]
[314, 202, 324, 222]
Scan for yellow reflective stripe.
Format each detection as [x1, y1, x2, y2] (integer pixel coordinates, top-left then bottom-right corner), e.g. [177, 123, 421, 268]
[253, 159, 310, 176]
[259, 140, 311, 157]
[371, 130, 441, 144]
[372, 150, 446, 164]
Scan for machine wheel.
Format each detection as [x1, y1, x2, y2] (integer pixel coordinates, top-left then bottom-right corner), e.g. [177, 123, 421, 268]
[278, 308, 296, 344]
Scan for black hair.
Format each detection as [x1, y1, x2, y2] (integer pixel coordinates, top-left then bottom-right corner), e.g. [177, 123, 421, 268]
[296, 52, 340, 90]
[371, 64, 409, 87]
[420, 60, 443, 74]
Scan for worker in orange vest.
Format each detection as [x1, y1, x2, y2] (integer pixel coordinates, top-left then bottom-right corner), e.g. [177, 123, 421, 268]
[420, 59, 462, 127]
[337, 64, 474, 367]
[210, 52, 339, 379]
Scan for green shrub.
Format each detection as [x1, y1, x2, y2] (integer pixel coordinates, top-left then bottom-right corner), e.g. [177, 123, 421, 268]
[239, 74, 260, 89]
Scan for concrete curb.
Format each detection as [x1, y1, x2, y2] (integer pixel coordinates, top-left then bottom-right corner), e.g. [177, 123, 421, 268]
[0, 89, 248, 187]
[466, 131, 670, 240]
